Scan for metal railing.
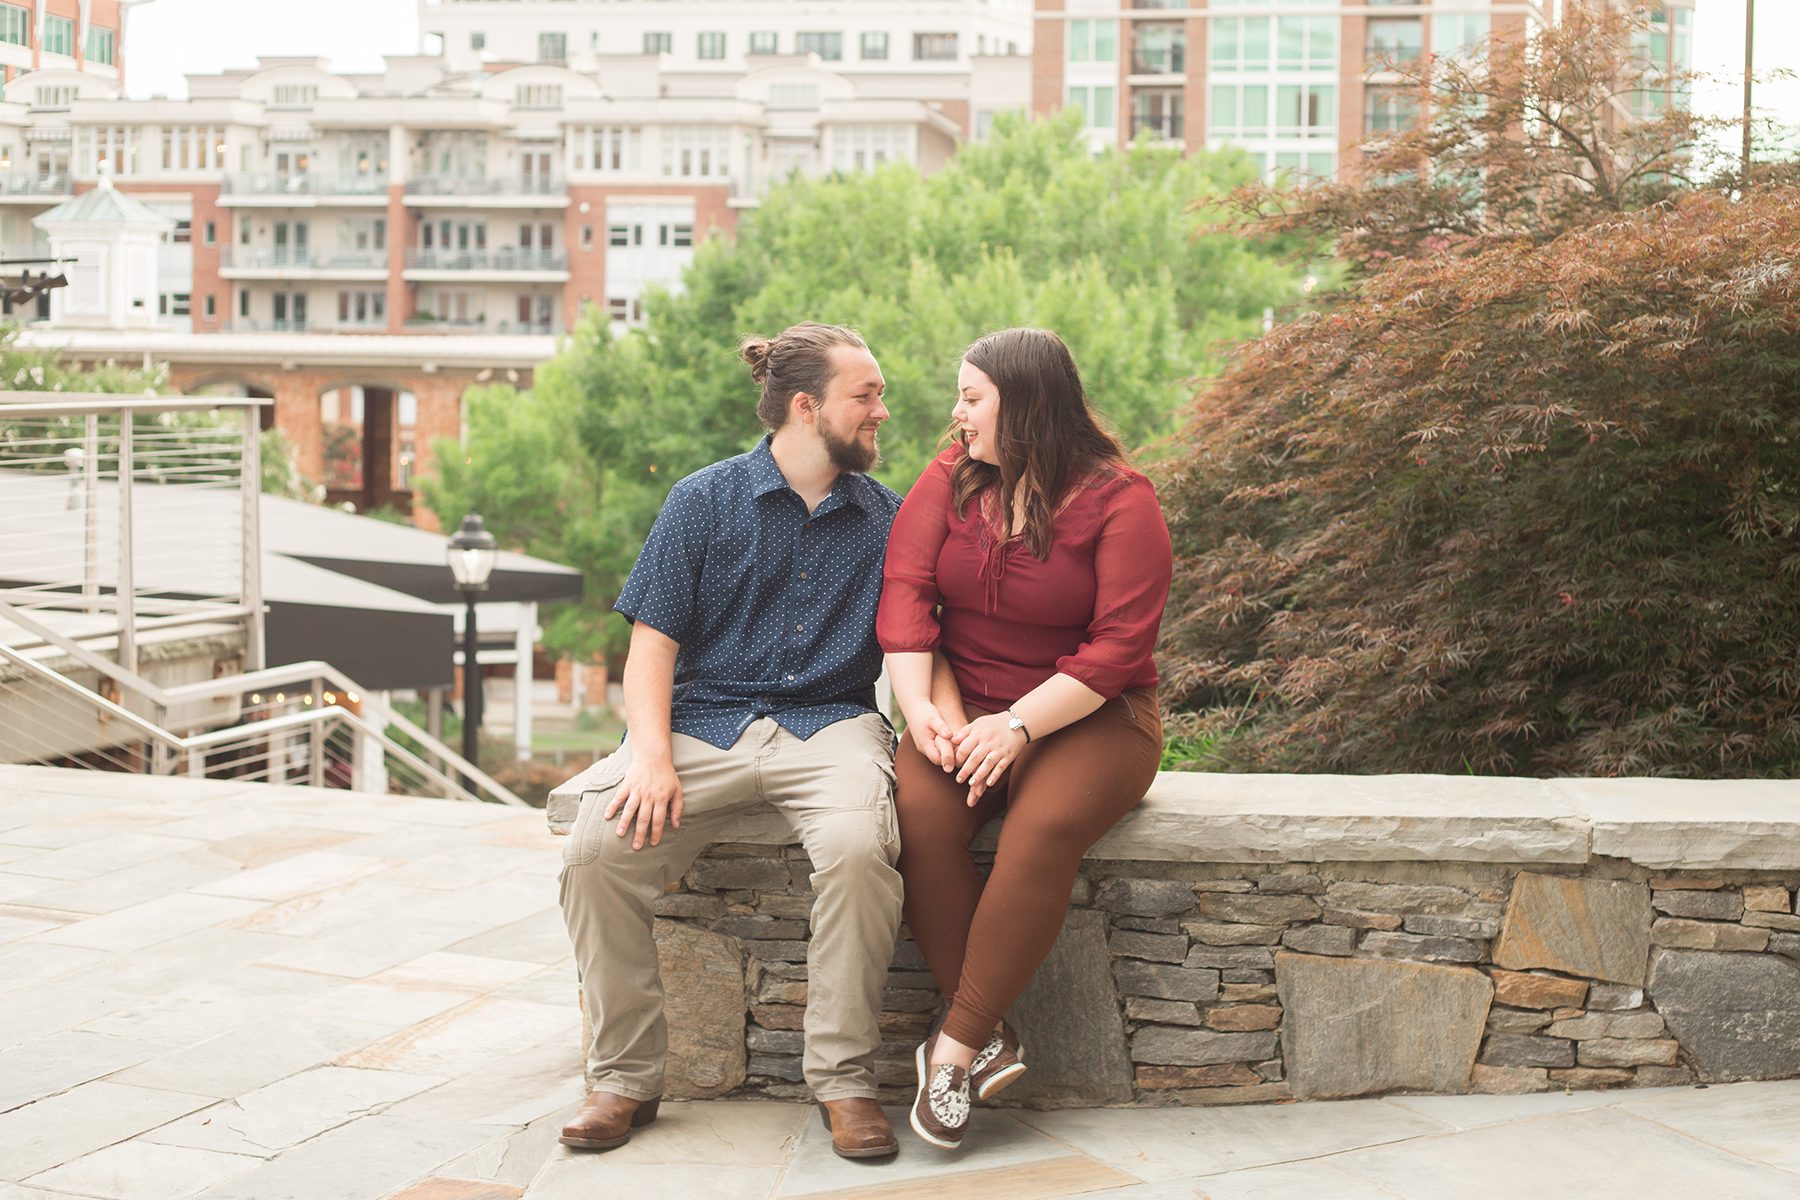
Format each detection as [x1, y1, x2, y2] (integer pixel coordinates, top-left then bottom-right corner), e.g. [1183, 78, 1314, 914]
[1130, 49, 1187, 75]
[219, 172, 390, 197]
[403, 248, 568, 272]
[219, 247, 388, 271]
[1130, 113, 1186, 141]
[0, 171, 74, 196]
[0, 394, 264, 679]
[215, 319, 317, 333]
[0, 647, 525, 805]
[403, 176, 566, 198]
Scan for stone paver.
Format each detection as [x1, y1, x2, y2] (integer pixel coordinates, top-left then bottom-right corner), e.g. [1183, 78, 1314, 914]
[3, 764, 1800, 1200]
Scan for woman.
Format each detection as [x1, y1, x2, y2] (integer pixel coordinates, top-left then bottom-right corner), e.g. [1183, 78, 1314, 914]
[878, 327, 1171, 1148]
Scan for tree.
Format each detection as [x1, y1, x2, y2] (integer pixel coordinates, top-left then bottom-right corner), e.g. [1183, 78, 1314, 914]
[1154, 186, 1800, 778]
[428, 113, 1304, 655]
[1227, 5, 1739, 271]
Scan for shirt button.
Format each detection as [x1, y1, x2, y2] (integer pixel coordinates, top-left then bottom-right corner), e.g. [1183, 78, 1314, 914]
[798, 571, 807, 579]
[786, 674, 795, 681]
[795, 623, 804, 631]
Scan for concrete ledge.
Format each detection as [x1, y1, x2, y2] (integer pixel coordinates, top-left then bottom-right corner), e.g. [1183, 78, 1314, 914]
[546, 765, 1800, 871]
[1552, 778, 1800, 871]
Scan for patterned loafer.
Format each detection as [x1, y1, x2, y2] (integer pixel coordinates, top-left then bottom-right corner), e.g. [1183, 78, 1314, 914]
[969, 1021, 1026, 1100]
[909, 1039, 971, 1149]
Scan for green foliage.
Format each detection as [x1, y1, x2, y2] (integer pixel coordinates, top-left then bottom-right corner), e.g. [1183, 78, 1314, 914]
[0, 323, 168, 395]
[427, 115, 1301, 654]
[1155, 187, 1800, 778]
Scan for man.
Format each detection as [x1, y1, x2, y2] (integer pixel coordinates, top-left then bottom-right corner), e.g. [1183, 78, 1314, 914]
[558, 321, 905, 1159]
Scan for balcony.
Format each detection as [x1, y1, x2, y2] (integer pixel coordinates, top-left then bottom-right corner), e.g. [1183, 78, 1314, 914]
[402, 248, 568, 273]
[1131, 26, 1186, 76]
[217, 319, 318, 333]
[1130, 113, 1185, 142]
[217, 173, 390, 206]
[403, 176, 569, 208]
[403, 317, 563, 336]
[218, 247, 390, 280]
[0, 171, 75, 198]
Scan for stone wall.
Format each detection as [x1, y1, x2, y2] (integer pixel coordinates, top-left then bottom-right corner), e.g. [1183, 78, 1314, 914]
[550, 772, 1800, 1107]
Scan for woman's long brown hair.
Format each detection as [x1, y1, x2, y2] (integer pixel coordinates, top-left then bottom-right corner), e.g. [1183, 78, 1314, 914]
[950, 328, 1129, 560]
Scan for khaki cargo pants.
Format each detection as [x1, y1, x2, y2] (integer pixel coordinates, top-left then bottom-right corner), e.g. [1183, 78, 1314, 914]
[559, 712, 902, 1102]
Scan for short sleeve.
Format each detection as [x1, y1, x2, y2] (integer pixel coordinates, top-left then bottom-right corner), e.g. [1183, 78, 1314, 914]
[877, 450, 957, 654]
[614, 477, 711, 645]
[1054, 474, 1172, 697]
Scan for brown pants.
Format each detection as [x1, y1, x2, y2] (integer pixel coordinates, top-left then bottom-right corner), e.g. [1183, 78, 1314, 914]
[895, 686, 1162, 1047]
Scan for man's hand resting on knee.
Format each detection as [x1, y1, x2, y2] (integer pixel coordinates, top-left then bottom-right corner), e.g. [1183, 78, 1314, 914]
[605, 752, 683, 850]
[608, 619, 684, 850]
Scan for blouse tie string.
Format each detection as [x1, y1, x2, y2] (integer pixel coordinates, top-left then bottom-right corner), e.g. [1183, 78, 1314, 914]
[977, 525, 1014, 615]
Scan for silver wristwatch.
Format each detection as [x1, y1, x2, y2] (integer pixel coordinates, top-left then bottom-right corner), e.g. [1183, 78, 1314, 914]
[1006, 711, 1031, 743]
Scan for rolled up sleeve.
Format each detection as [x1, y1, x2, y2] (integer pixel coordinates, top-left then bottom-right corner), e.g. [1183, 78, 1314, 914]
[878, 453, 956, 654]
[1054, 476, 1172, 698]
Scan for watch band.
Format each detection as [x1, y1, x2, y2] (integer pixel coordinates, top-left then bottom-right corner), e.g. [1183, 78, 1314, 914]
[1007, 710, 1032, 743]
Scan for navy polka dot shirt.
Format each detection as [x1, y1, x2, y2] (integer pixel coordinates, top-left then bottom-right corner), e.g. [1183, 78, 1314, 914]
[615, 435, 903, 750]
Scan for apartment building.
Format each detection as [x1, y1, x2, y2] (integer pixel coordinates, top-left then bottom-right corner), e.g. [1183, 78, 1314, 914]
[0, 2, 1029, 340]
[1032, 0, 1696, 181]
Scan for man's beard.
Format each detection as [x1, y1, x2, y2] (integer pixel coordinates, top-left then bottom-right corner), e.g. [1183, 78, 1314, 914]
[822, 420, 879, 474]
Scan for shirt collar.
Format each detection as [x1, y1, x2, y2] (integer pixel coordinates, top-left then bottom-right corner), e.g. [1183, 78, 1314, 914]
[748, 435, 876, 513]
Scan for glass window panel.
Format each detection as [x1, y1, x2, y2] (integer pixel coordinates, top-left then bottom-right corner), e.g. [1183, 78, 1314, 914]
[1306, 152, 1335, 179]
[1243, 18, 1270, 69]
[1095, 20, 1117, 62]
[1243, 84, 1268, 130]
[1309, 17, 1336, 67]
[1278, 17, 1305, 67]
[1212, 18, 1239, 68]
[1308, 85, 1336, 133]
[1210, 84, 1238, 132]
[1277, 84, 1302, 132]
[1093, 86, 1115, 129]
[1069, 19, 1090, 62]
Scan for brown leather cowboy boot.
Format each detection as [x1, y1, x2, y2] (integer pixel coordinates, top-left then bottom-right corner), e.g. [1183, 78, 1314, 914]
[817, 1097, 900, 1159]
[559, 1091, 660, 1150]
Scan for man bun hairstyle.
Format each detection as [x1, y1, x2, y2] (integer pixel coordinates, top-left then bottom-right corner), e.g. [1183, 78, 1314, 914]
[740, 321, 868, 431]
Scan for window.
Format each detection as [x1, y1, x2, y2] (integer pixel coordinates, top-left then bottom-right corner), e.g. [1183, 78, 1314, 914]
[1066, 85, 1116, 130]
[832, 125, 907, 172]
[204, 221, 216, 246]
[1133, 25, 1185, 74]
[173, 220, 192, 244]
[608, 298, 629, 323]
[271, 84, 318, 109]
[204, 295, 216, 317]
[697, 31, 725, 60]
[239, 289, 250, 318]
[797, 32, 842, 61]
[1067, 20, 1117, 64]
[471, 31, 485, 51]
[661, 125, 730, 178]
[608, 225, 631, 247]
[240, 218, 251, 245]
[767, 83, 819, 109]
[1366, 19, 1422, 68]
[42, 13, 72, 56]
[914, 33, 958, 61]
[861, 32, 889, 61]
[34, 86, 74, 110]
[644, 32, 671, 55]
[580, 224, 593, 249]
[1132, 90, 1183, 141]
[1275, 150, 1336, 181]
[170, 293, 190, 316]
[538, 32, 566, 62]
[80, 126, 139, 175]
[86, 25, 115, 65]
[1431, 14, 1488, 58]
[337, 290, 385, 324]
[1365, 86, 1419, 134]
[1276, 84, 1336, 137]
[749, 31, 777, 55]
[162, 127, 225, 170]
[0, 5, 26, 47]
[579, 125, 641, 172]
[516, 84, 562, 108]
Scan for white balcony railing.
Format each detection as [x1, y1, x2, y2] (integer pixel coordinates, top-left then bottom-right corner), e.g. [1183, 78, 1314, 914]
[403, 248, 568, 272]
[403, 175, 566, 198]
[219, 172, 390, 197]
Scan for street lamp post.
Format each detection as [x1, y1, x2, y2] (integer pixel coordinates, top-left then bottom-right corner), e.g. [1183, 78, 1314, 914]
[446, 513, 498, 776]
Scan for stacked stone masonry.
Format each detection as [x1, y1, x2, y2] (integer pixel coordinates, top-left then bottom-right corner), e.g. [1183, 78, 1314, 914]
[549, 772, 1800, 1107]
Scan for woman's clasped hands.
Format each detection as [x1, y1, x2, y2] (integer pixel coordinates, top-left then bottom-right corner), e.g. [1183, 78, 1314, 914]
[903, 702, 1026, 806]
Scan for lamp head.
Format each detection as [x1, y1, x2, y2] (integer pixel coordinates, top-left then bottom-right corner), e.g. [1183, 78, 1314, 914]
[446, 512, 499, 591]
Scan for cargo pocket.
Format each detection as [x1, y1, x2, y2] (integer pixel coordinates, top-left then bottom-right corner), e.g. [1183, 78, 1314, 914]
[562, 748, 633, 868]
[871, 753, 901, 865]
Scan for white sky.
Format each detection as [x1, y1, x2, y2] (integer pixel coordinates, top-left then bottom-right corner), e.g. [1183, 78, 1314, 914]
[123, 0, 1799, 152]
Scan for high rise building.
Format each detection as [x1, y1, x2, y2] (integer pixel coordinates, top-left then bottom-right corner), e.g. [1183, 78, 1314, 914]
[1031, 0, 1696, 182]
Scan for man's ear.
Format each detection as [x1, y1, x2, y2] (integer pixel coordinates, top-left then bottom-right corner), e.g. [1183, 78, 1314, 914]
[790, 392, 818, 426]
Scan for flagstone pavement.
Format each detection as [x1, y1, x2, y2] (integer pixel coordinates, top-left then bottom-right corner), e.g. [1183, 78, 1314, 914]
[2, 764, 1798, 1200]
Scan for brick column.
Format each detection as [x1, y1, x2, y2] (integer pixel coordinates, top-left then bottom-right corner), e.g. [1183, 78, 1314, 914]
[408, 375, 466, 530]
[1186, 9, 1209, 157]
[272, 373, 325, 486]
[1032, 2, 1064, 120]
[386, 181, 410, 333]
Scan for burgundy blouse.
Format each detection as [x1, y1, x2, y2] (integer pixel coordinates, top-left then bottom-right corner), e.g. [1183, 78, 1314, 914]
[877, 445, 1173, 711]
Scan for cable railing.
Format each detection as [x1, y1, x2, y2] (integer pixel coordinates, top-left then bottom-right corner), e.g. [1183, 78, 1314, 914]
[0, 646, 526, 805]
[0, 392, 522, 806]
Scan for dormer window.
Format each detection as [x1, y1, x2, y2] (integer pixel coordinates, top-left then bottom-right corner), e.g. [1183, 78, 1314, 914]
[34, 86, 75, 111]
[516, 85, 563, 109]
[271, 85, 318, 110]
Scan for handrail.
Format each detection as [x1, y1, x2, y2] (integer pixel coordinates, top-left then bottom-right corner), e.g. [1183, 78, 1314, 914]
[0, 394, 272, 416]
[0, 645, 527, 807]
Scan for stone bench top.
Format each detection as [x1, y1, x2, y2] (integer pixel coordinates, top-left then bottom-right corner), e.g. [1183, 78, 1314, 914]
[546, 766, 1800, 871]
